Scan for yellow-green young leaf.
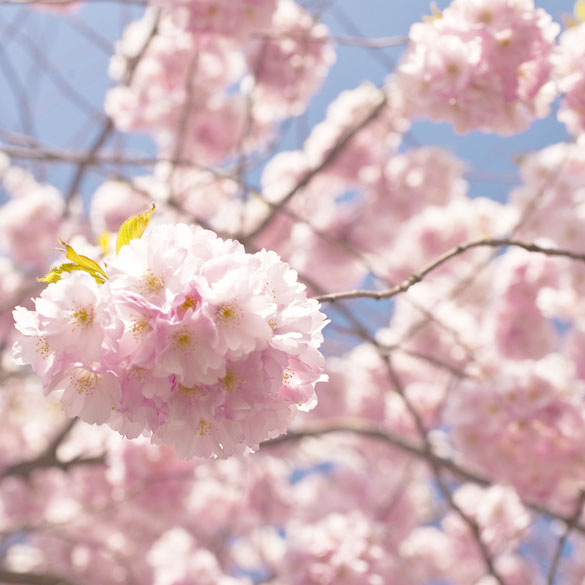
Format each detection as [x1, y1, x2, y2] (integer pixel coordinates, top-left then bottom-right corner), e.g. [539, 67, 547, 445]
[37, 262, 106, 285]
[116, 204, 156, 254]
[59, 240, 108, 280]
[575, 0, 585, 22]
[423, 1, 442, 22]
[98, 231, 111, 256]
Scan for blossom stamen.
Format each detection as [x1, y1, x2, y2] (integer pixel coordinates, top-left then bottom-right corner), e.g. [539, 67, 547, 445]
[70, 306, 94, 330]
[141, 271, 164, 295]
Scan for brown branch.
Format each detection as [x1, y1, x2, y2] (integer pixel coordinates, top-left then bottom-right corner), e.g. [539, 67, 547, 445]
[0, 419, 106, 480]
[261, 417, 585, 535]
[170, 51, 200, 166]
[243, 90, 388, 240]
[1, 452, 106, 480]
[63, 8, 161, 205]
[0, 13, 36, 139]
[65, 13, 113, 55]
[0, 145, 219, 169]
[233, 33, 271, 221]
[546, 489, 585, 585]
[0, 569, 77, 585]
[252, 32, 409, 48]
[396, 347, 472, 379]
[315, 238, 585, 303]
[263, 418, 477, 477]
[383, 357, 505, 585]
[329, 2, 399, 72]
[390, 148, 573, 369]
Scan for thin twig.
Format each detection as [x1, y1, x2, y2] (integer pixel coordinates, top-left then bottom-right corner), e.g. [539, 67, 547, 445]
[383, 356, 506, 585]
[261, 418, 585, 535]
[252, 32, 409, 48]
[63, 8, 161, 205]
[315, 238, 585, 303]
[243, 91, 388, 241]
[0, 14, 102, 117]
[546, 490, 585, 585]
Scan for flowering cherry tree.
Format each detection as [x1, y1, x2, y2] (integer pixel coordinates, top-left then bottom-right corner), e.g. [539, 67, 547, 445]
[3, 0, 585, 584]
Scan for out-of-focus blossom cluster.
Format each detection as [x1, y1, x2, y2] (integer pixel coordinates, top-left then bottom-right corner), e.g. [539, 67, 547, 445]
[554, 14, 585, 137]
[0, 374, 543, 585]
[0, 158, 65, 271]
[397, 0, 559, 134]
[105, 0, 335, 162]
[12, 219, 328, 458]
[447, 355, 585, 504]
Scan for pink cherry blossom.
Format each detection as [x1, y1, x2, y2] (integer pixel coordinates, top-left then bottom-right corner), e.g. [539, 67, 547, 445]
[397, 0, 559, 134]
[0, 167, 65, 270]
[446, 355, 585, 504]
[246, 0, 336, 121]
[158, 0, 277, 43]
[12, 222, 328, 458]
[554, 21, 585, 136]
[281, 511, 400, 585]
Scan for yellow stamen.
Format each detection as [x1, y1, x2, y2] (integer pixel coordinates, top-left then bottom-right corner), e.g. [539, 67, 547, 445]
[130, 318, 149, 339]
[180, 384, 199, 395]
[173, 329, 194, 351]
[35, 336, 51, 358]
[221, 370, 238, 393]
[141, 272, 164, 295]
[70, 370, 98, 395]
[216, 302, 241, 324]
[70, 306, 94, 330]
[181, 296, 198, 311]
[199, 419, 211, 436]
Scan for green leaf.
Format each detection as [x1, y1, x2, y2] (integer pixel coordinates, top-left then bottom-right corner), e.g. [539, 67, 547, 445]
[116, 204, 156, 254]
[37, 262, 106, 285]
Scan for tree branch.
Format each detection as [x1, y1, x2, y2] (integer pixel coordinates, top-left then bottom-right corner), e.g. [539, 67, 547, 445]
[0, 419, 106, 480]
[0, 569, 77, 585]
[243, 90, 388, 241]
[315, 238, 585, 303]
[63, 7, 161, 205]
[262, 419, 585, 537]
[383, 357, 506, 585]
[546, 489, 585, 585]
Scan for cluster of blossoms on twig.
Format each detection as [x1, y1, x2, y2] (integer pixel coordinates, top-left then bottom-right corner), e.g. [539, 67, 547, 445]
[11, 208, 328, 458]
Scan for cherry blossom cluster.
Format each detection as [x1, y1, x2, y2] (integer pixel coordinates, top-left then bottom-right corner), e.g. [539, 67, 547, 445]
[157, 0, 277, 41]
[447, 356, 585, 505]
[106, 0, 335, 162]
[554, 18, 585, 136]
[0, 157, 65, 271]
[0, 373, 546, 585]
[397, 0, 559, 134]
[12, 221, 328, 458]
